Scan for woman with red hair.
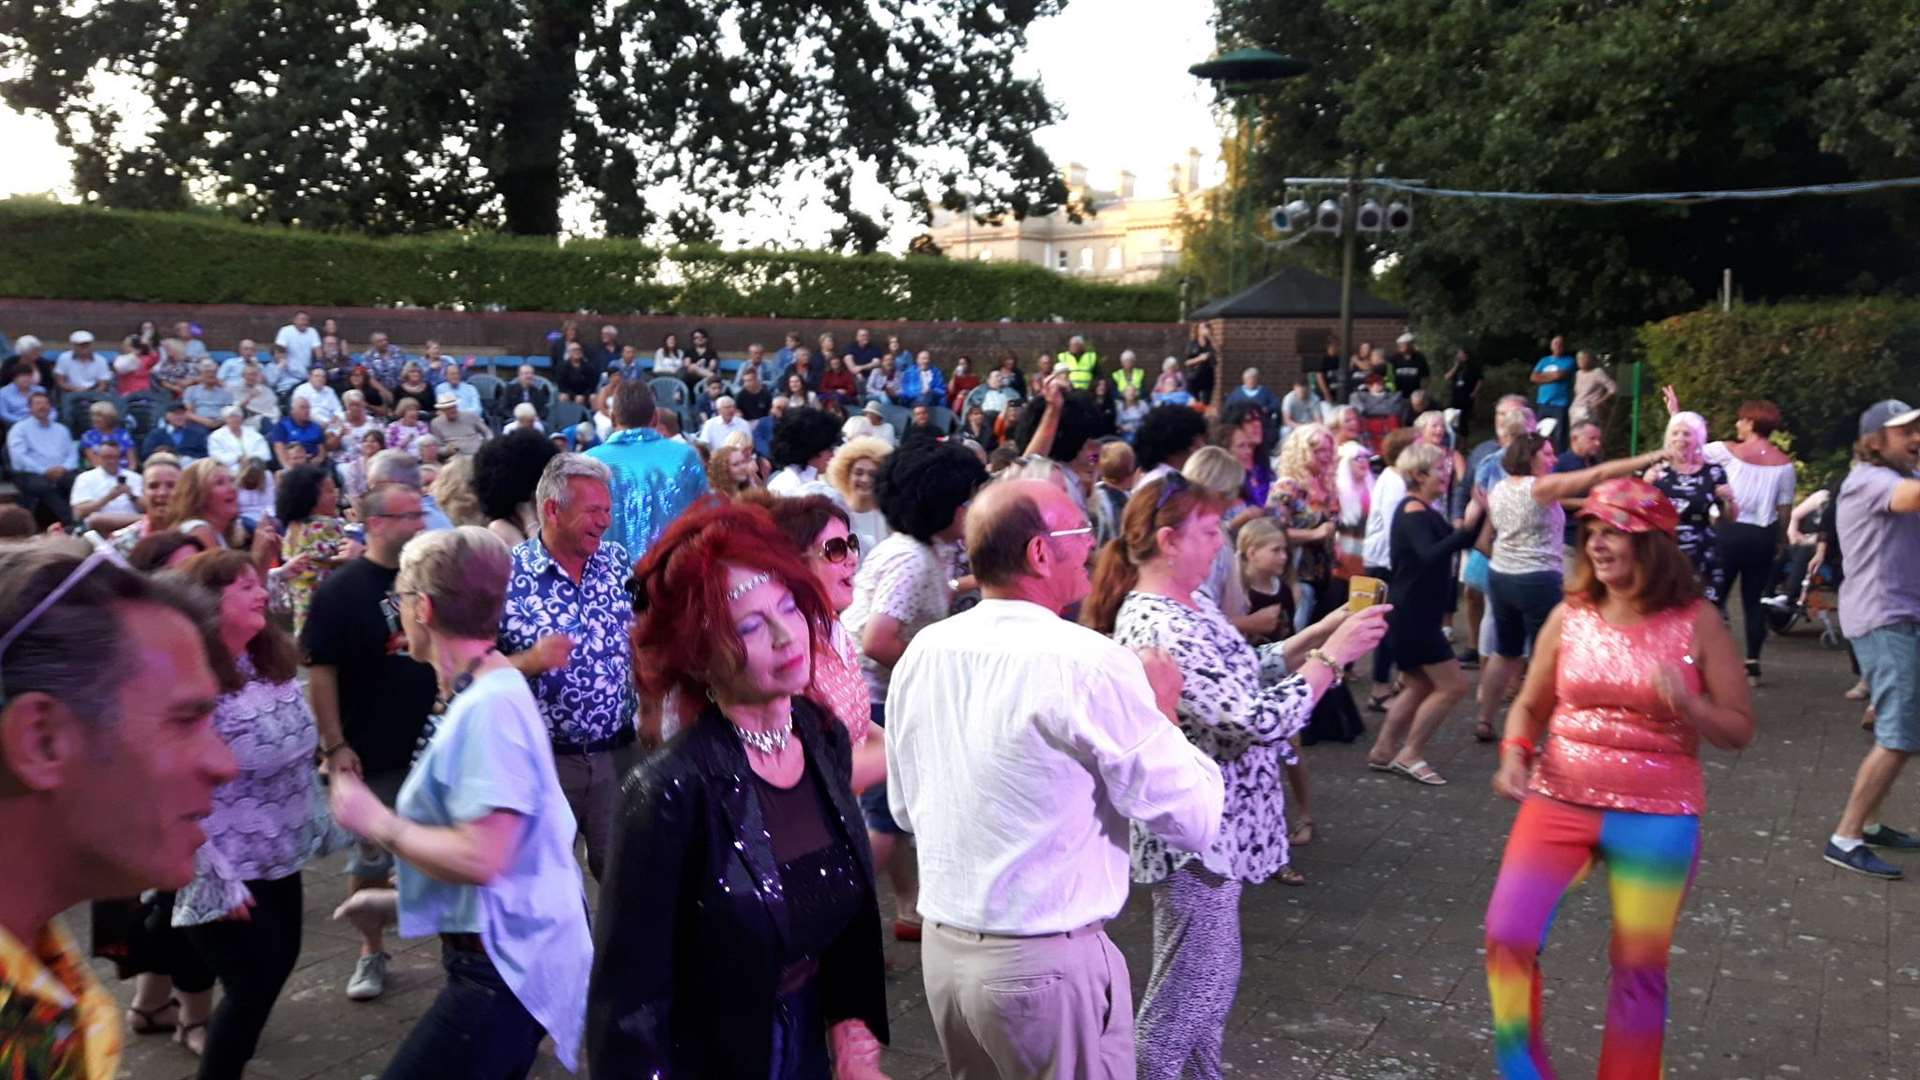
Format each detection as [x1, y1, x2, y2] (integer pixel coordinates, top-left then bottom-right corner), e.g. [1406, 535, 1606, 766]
[588, 502, 889, 1079]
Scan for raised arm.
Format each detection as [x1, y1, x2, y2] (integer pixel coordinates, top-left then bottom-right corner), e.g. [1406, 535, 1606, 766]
[1531, 449, 1665, 503]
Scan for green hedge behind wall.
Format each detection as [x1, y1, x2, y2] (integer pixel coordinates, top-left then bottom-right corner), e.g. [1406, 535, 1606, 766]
[0, 199, 1179, 323]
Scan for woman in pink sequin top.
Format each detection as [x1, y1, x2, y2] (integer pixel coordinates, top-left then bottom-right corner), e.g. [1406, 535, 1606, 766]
[1484, 478, 1754, 1080]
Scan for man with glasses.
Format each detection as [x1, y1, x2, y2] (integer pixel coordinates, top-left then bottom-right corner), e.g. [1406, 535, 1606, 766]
[299, 473, 434, 1001]
[0, 543, 235, 1076]
[886, 478, 1224, 1078]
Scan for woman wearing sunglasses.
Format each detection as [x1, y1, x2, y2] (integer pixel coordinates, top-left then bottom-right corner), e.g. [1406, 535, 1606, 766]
[746, 492, 886, 793]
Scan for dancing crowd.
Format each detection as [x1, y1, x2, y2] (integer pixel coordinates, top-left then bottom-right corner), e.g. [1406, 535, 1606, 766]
[0, 312, 1914, 1080]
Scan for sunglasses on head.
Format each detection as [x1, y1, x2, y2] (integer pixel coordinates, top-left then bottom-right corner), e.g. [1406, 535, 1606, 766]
[819, 534, 861, 564]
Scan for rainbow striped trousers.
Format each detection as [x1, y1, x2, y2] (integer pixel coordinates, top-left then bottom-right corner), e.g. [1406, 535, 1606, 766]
[1485, 796, 1701, 1079]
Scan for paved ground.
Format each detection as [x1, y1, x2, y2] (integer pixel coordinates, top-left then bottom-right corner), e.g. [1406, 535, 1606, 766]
[71, 614, 1920, 1079]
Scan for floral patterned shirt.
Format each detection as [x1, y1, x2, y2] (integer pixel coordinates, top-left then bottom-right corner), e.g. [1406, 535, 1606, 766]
[1269, 475, 1337, 585]
[499, 537, 636, 747]
[1113, 592, 1314, 885]
[174, 662, 321, 927]
[284, 515, 350, 638]
[0, 922, 120, 1080]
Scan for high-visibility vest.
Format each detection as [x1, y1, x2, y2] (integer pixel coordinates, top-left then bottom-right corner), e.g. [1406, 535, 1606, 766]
[1111, 366, 1145, 397]
[1057, 349, 1100, 390]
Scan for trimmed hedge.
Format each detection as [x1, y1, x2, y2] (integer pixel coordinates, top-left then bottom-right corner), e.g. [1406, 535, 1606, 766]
[1636, 301, 1920, 484]
[0, 199, 1179, 323]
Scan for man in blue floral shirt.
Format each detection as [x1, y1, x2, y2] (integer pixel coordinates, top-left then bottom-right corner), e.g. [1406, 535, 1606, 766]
[499, 452, 636, 881]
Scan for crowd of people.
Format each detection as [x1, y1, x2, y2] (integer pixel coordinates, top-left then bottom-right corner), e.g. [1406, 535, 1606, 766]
[0, 310, 1911, 1080]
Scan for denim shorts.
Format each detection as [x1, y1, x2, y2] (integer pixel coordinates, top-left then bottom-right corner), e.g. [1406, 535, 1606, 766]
[1858, 622, 1920, 752]
[859, 703, 904, 835]
[1487, 569, 1563, 659]
[344, 769, 408, 880]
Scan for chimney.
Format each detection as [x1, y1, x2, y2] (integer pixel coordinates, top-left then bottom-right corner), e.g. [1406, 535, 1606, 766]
[1185, 148, 1201, 193]
[1065, 161, 1088, 192]
[1116, 170, 1135, 199]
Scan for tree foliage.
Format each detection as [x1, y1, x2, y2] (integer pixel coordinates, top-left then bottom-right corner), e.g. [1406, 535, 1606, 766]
[0, 0, 1071, 247]
[1204, 0, 1920, 352]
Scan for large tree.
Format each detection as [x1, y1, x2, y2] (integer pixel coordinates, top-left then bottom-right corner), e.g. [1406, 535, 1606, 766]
[0, 0, 1070, 247]
[1203, 0, 1920, 348]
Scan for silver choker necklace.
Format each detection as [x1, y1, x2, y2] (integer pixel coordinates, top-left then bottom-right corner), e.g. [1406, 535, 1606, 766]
[732, 719, 792, 755]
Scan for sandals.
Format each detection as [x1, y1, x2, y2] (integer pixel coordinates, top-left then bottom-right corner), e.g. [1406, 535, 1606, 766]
[175, 1020, 209, 1057]
[1473, 721, 1497, 743]
[1276, 865, 1307, 886]
[1366, 693, 1392, 713]
[1366, 756, 1396, 772]
[1846, 681, 1870, 701]
[1289, 819, 1315, 846]
[126, 998, 179, 1035]
[1390, 759, 1448, 786]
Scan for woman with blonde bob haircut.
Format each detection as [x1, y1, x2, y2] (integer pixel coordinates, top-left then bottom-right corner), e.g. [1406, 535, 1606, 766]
[1082, 472, 1387, 1078]
[328, 526, 593, 1078]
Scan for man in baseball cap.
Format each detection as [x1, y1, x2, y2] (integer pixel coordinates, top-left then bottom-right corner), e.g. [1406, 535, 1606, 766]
[1824, 398, 1920, 880]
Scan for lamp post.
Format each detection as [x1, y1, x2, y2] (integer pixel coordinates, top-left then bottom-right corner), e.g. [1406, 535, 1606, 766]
[1189, 48, 1310, 300]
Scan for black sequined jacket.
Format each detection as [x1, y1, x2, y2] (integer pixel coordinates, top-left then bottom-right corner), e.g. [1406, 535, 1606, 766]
[585, 697, 888, 1078]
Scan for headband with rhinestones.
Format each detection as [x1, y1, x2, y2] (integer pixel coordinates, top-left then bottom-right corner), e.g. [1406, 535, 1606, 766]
[727, 571, 772, 602]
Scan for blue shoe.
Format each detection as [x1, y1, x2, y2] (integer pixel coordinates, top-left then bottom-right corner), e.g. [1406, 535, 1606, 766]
[1863, 825, 1920, 850]
[1824, 842, 1903, 880]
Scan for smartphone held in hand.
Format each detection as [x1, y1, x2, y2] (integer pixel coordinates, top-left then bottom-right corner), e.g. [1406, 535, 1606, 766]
[1348, 575, 1388, 612]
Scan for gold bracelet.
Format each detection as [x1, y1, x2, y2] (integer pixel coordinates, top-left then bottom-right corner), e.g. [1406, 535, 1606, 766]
[1306, 649, 1343, 684]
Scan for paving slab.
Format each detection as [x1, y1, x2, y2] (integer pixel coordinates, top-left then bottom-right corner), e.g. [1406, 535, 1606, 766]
[65, 615, 1915, 1078]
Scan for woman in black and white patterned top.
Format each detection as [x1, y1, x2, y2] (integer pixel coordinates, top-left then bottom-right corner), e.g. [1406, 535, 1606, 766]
[1081, 471, 1389, 1080]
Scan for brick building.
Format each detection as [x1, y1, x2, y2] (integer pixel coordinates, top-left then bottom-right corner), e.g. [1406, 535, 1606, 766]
[1192, 266, 1410, 394]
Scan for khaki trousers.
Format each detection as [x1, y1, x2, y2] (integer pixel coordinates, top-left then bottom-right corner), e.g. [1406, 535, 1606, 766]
[922, 919, 1134, 1080]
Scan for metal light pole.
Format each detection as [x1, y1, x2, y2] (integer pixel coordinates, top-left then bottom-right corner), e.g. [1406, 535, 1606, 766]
[1337, 159, 1359, 399]
[1189, 48, 1310, 298]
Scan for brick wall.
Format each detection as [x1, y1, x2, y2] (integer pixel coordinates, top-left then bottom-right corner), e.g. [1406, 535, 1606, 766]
[0, 298, 1190, 370]
[1206, 315, 1409, 391]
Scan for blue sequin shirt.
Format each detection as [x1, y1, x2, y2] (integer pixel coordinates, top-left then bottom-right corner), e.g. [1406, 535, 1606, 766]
[585, 427, 708, 561]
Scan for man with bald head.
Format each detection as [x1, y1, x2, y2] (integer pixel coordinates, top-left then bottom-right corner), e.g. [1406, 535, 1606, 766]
[887, 478, 1225, 1079]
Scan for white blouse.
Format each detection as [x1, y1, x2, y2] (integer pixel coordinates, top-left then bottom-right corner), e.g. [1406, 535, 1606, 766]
[1707, 442, 1796, 527]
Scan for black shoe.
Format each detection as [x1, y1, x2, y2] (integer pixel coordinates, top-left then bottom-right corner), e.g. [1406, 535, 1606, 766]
[1457, 649, 1480, 670]
[1824, 841, 1904, 880]
[1862, 825, 1920, 850]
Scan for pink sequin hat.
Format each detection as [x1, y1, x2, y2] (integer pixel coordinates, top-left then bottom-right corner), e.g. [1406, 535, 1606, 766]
[1577, 477, 1679, 536]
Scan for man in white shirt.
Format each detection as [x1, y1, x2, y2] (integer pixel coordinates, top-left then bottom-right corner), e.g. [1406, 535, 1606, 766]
[207, 406, 272, 470]
[71, 441, 146, 533]
[696, 396, 751, 450]
[54, 331, 112, 393]
[292, 365, 344, 424]
[275, 310, 322, 369]
[840, 400, 897, 446]
[887, 478, 1224, 1079]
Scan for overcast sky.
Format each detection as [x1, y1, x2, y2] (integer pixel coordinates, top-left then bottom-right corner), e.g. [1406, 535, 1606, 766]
[0, 0, 1224, 249]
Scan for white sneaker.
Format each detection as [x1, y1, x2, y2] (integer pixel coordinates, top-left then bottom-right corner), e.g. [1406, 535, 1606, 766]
[346, 952, 389, 1001]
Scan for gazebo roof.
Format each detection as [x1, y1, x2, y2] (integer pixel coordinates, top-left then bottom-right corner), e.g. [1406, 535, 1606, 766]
[1191, 266, 1409, 320]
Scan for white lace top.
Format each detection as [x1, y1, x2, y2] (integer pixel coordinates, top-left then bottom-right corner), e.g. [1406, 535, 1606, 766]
[1113, 592, 1313, 885]
[1706, 441, 1797, 527]
[174, 661, 321, 927]
[1490, 476, 1566, 576]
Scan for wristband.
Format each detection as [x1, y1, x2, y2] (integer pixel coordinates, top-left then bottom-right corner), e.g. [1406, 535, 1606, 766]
[321, 741, 347, 758]
[1499, 736, 1537, 760]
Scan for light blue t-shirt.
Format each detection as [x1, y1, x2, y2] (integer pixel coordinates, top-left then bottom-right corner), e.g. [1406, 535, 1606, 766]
[395, 666, 592, 1069]
[1533, 354, 1575, 408]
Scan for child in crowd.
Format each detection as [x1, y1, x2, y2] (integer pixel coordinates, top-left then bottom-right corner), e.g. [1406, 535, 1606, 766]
[1237, 516, 1295, 646]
